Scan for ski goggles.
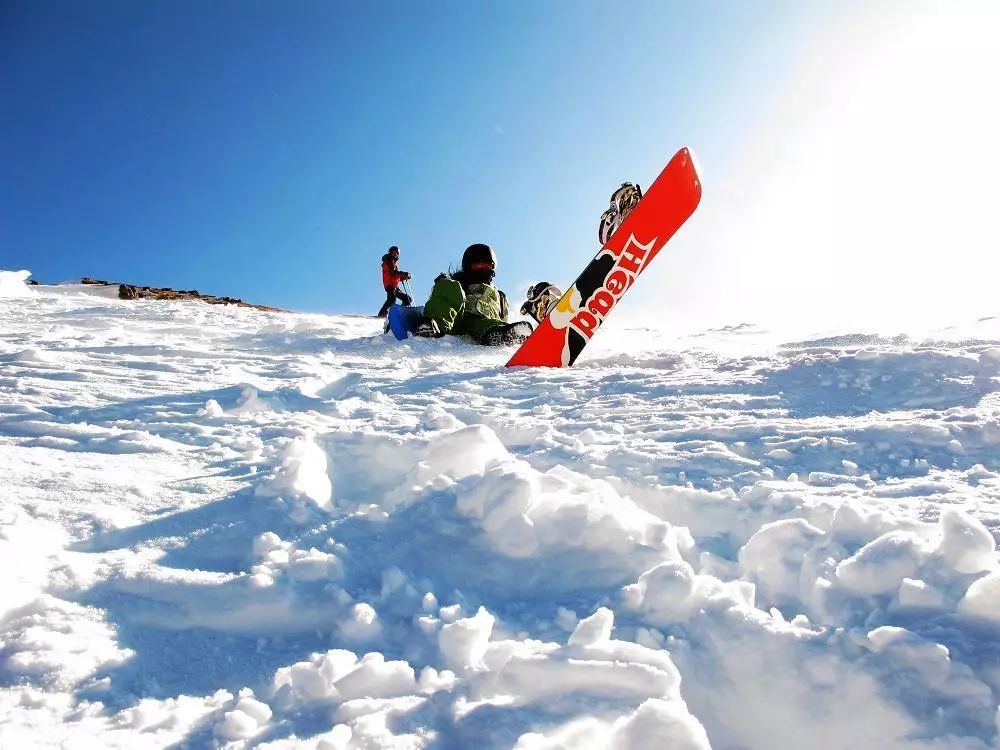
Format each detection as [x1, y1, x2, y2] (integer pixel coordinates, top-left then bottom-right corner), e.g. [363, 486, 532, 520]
[468, 261, 495, 271]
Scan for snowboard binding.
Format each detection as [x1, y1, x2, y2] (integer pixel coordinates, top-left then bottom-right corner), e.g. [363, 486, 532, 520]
[598, 182, 642, 245]
[520, 282, 564, 325]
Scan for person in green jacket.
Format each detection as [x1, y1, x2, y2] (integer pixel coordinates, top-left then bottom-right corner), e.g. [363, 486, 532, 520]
[414, 243, 533, 346]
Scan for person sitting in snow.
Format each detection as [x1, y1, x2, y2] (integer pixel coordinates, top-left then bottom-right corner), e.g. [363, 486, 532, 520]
[414, 243, 533, 346]
[377, 245, 412, 317]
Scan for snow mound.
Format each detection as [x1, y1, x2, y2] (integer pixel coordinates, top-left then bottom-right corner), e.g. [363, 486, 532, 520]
[0, 269, 33, 297]
[2, 283, 999, 749]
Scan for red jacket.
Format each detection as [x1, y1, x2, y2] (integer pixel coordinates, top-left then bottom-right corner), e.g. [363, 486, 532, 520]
[381, 254, 406, 288]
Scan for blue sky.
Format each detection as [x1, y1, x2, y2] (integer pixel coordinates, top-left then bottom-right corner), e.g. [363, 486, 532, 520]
[3, 1, 997, 325]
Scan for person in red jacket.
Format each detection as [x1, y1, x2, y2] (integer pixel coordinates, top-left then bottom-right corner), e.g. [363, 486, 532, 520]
[377, 245, 412, 317]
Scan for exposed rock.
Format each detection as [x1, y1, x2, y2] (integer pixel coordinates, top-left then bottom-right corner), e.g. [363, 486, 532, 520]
[70, 278, 284, 311]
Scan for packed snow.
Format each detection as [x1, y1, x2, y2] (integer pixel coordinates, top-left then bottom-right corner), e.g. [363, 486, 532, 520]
[1, 270, 999, 749]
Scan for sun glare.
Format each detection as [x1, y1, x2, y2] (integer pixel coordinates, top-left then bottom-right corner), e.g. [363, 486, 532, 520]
[646, 0, 1000, 334]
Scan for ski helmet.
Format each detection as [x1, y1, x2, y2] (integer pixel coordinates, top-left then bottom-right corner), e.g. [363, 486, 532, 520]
[461, 243, 496, 282]
[388, 245, 399, 257]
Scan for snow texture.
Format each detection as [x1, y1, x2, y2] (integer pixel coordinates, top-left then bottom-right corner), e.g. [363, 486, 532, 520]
[0, 270, 33, 298]
[1, 277, 999, 749]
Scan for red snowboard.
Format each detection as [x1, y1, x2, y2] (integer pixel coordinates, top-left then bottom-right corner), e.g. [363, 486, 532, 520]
[506, 147, 702, 368]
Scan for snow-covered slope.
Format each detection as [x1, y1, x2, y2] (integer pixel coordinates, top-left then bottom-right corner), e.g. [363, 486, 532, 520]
[2, 274, 999, 749]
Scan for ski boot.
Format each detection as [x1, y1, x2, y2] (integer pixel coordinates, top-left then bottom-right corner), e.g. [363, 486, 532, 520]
[413, 316, 443, 338]
[598, 182, 642, 245]
[520, 282, 564, 324]
[482, 321, 534, 347]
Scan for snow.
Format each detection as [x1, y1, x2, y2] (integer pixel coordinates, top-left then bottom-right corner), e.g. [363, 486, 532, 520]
[1, 276, 999, 749]
[0, 269, 33, 298]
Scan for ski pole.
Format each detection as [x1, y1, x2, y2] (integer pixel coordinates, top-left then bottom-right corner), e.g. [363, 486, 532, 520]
[402, 279, 413, 302]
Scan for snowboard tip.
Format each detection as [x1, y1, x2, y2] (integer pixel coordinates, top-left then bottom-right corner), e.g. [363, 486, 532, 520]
[681, 147, 702, 186]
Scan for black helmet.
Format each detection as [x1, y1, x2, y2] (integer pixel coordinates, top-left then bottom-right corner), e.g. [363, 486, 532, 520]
[461, 243, 496, 271]
[388, 245, 399, 257]
[461, 243, 496, 283]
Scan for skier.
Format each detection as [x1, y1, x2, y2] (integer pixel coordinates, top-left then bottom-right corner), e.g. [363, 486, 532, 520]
[414, 243, 533, 346]
[377, 246, 412, 317]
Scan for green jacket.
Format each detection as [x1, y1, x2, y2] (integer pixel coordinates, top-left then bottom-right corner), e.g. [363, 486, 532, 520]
[423, 273, 509, 342]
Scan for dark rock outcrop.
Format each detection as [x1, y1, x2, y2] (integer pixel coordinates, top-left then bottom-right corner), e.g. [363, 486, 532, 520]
[75, 278, 281, 311]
